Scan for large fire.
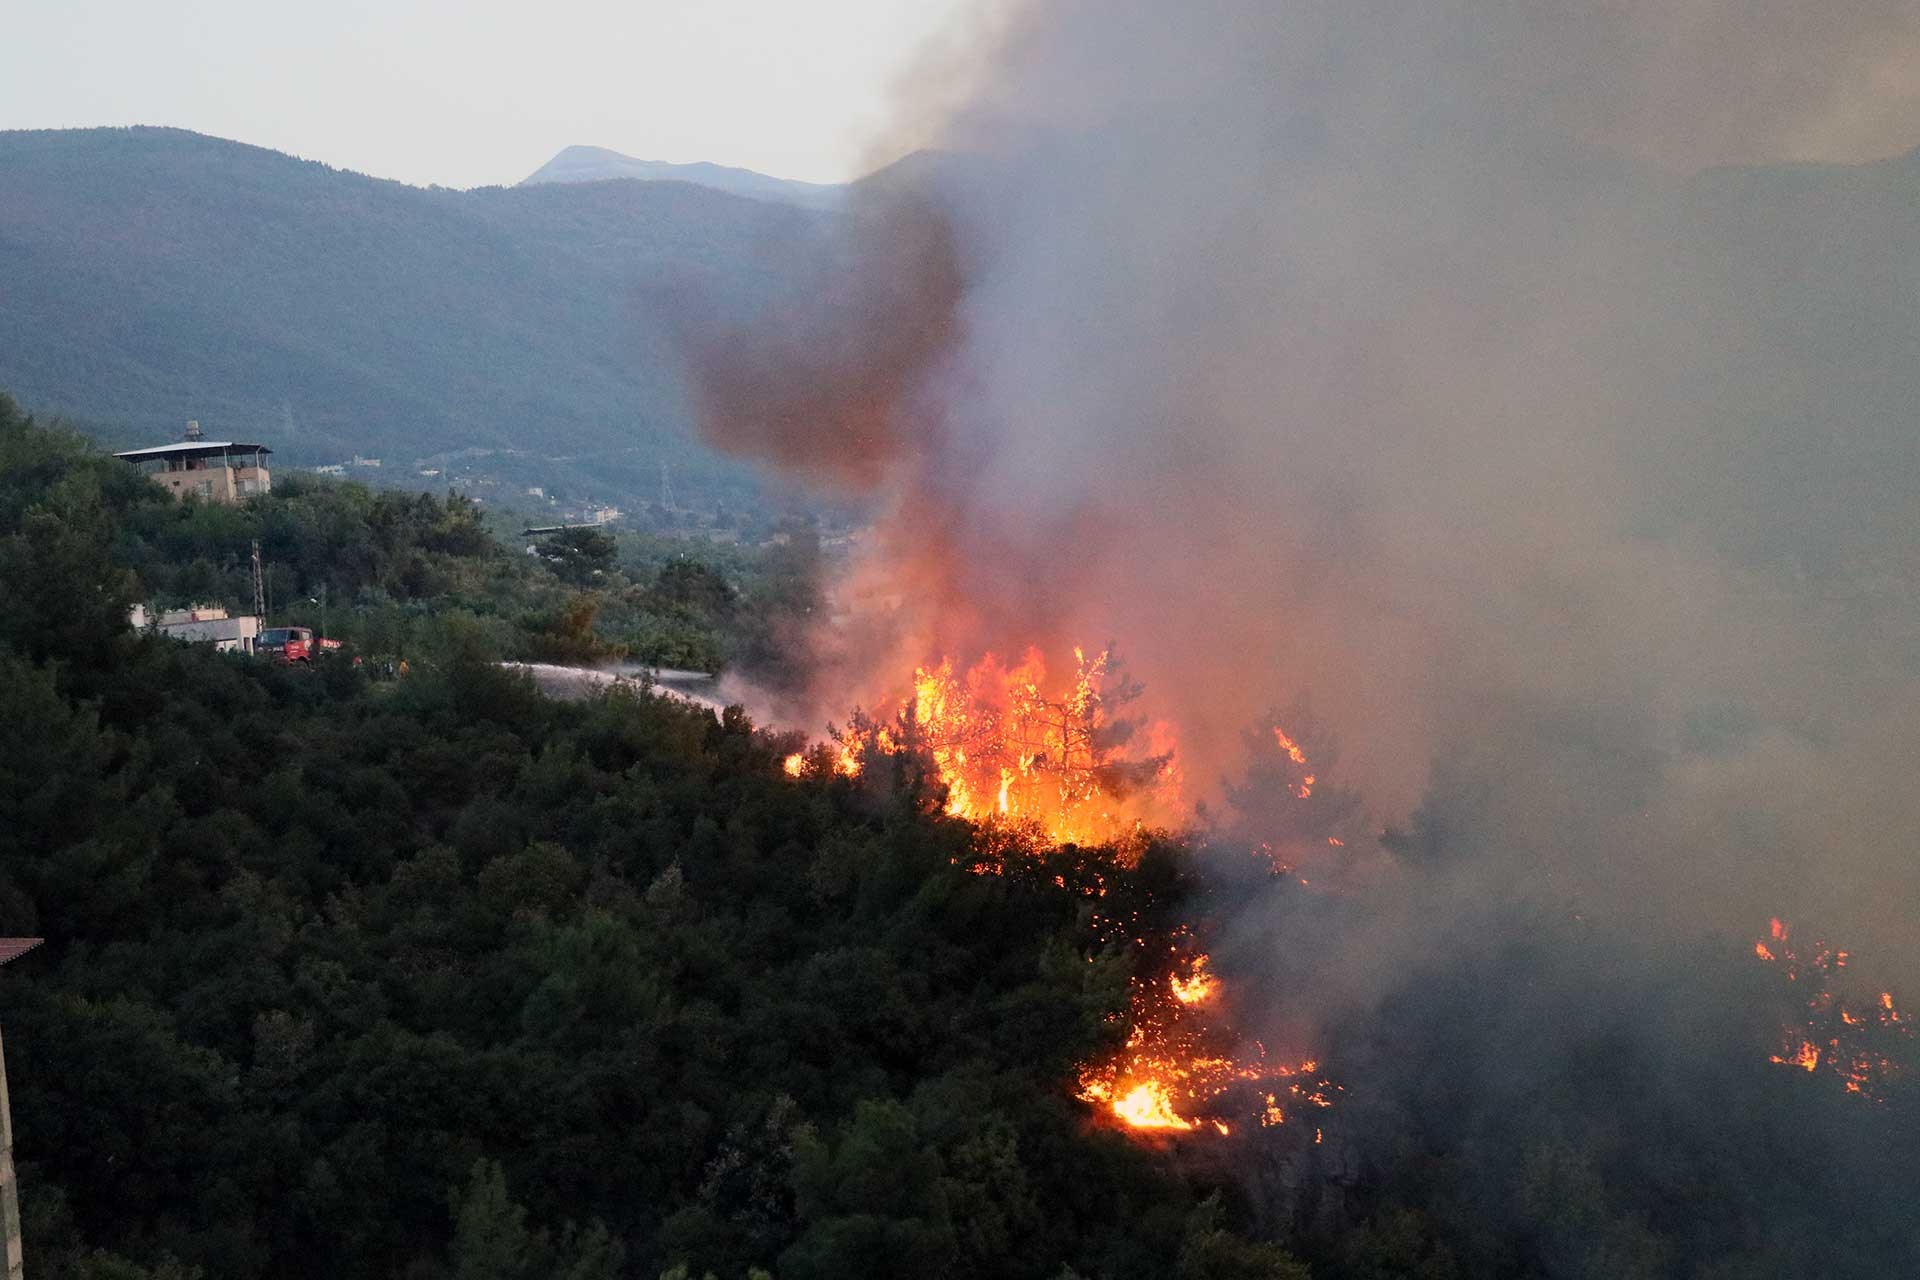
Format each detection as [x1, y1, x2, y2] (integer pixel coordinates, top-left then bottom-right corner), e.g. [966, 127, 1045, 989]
[1755, 917, 1910, 1098]
[779, 645, 1337, 1137]
[795, 646, 1182, 846]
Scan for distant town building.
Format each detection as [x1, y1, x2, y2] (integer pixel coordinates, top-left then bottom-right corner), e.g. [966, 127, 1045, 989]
[115, 421, 271, 504]
[129, 603, 261, 654]
[1, 936, 43, 1280]
[349, 455, 382, 469]
[311, 464, 347, 476]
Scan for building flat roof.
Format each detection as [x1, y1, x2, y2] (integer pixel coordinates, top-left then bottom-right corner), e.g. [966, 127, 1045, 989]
[0, 938, 43, 966]
[114, 441, 272, 461]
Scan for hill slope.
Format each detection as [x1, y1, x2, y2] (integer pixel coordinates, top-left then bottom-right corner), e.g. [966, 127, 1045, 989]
[0, 127, 825, 499]
[521, 144, 847, 210]
[5, 127, 1920, 550]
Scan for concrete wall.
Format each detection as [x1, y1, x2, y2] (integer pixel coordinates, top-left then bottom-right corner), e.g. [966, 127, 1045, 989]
[159, 614, 260, 654]
[147, 463, 271, 504]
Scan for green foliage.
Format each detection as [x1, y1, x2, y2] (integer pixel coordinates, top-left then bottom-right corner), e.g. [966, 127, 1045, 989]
[535, 528, 619, 587]
[448, 1159, 626, 1280]
[0, 391, 1269, 1280]
[1178, 1198, 1311, 1280]
[524, 594, 628, 665]
[0, 398, 825, 681]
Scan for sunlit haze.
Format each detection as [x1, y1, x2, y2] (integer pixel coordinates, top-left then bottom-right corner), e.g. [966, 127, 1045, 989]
[0, 0, 974, 186]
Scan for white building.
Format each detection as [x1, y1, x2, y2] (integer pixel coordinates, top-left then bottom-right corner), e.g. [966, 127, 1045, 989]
[130, 603, 262, 654]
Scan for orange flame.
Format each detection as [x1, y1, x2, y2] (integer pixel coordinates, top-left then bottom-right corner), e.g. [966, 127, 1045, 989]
[1271, 725, 1316, 797]
[781, 649, 1334, 1138]
[1272, 727, 1308, 765]
[1169, 955, 1217, 1005]
[1085, 1079, 1195, 1131]
[827, 646, 1180, 845]
[1755, 918, 1909, 1099]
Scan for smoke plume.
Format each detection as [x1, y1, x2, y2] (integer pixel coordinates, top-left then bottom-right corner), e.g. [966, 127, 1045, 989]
[667, 0, 1920, 995]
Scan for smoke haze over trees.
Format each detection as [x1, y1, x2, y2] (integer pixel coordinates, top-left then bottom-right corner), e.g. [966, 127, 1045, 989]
[7, 3, 1920, 1276]
[655, 8, 1920, 1269]
[667, 0, 1920, 984]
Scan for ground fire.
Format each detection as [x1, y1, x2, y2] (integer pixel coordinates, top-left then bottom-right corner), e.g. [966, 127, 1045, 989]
[1755, 917, 1910, 1098]
[1073, 941, 1338, 1136]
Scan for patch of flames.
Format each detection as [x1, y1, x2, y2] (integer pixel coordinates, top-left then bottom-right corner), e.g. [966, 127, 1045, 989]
[1755, 917, 1909, 1098]
[794, 646, 1180, 846]
[1075, 935, 1337, 1137]
[778, 646, 1337, 1138]
[1074, 994, 1335, 1136]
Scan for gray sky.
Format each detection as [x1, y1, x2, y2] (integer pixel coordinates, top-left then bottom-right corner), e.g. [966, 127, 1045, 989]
[1, 0, 973, 187]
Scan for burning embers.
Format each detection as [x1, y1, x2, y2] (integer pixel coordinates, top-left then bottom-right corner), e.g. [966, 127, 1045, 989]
[791, 646, 1180, 846]
[1074, 940, 1336, 1136]
[1755, 917, 1910, 1098]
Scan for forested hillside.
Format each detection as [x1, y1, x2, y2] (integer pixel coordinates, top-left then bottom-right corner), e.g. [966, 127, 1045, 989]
[0, 128, 820, 501]
[3, 394, 1915, 1280]
[0, 393, 1314, 1279]
[7, 128, 1920, 562]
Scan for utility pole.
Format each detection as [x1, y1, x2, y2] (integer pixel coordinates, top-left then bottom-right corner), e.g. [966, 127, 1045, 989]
[250, 540, 266, 621]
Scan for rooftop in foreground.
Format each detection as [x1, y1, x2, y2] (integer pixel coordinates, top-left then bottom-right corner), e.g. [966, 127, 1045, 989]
[0, 939, 42, 966]
[113, 441, 272, 462]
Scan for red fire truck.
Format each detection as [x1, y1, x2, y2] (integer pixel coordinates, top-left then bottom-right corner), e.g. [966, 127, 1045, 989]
[256, 626, 341, 664]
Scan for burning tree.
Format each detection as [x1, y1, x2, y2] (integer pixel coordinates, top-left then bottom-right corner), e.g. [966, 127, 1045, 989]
[1222, 705, 1368, 885]
[807, 645, 1178, 846]
[779, 644, 1335, 1138]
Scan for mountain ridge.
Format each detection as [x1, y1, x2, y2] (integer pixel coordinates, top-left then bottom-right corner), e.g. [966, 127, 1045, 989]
[0, 126, 827, 501]
[520, 143, 847, 210]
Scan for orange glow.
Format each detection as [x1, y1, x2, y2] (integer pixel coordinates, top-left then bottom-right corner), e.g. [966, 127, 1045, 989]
[782, 752, 806, 778]
[783, 652, 1336, 1138]
[825, 646, 1180, 845]
[1755, 918, 1909, 1099]
[1090, 1079, 1195, 1131]
[1770, 1040, 1820, 1072]
[1272, 727, 1308, 765]
[1271, 725, 1317, 797]
[1074, 950, 1338, 1139]
[1169, 955, 1217, 1005]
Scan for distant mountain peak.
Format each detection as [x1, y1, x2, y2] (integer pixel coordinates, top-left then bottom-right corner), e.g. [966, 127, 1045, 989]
[520, 145, 846, 210]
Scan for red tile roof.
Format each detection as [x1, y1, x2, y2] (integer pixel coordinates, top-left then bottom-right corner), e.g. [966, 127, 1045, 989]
[0, 939, 43, 966]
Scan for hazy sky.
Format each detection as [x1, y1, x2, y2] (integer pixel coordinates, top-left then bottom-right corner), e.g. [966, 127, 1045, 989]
[1, 0, 972, 187]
